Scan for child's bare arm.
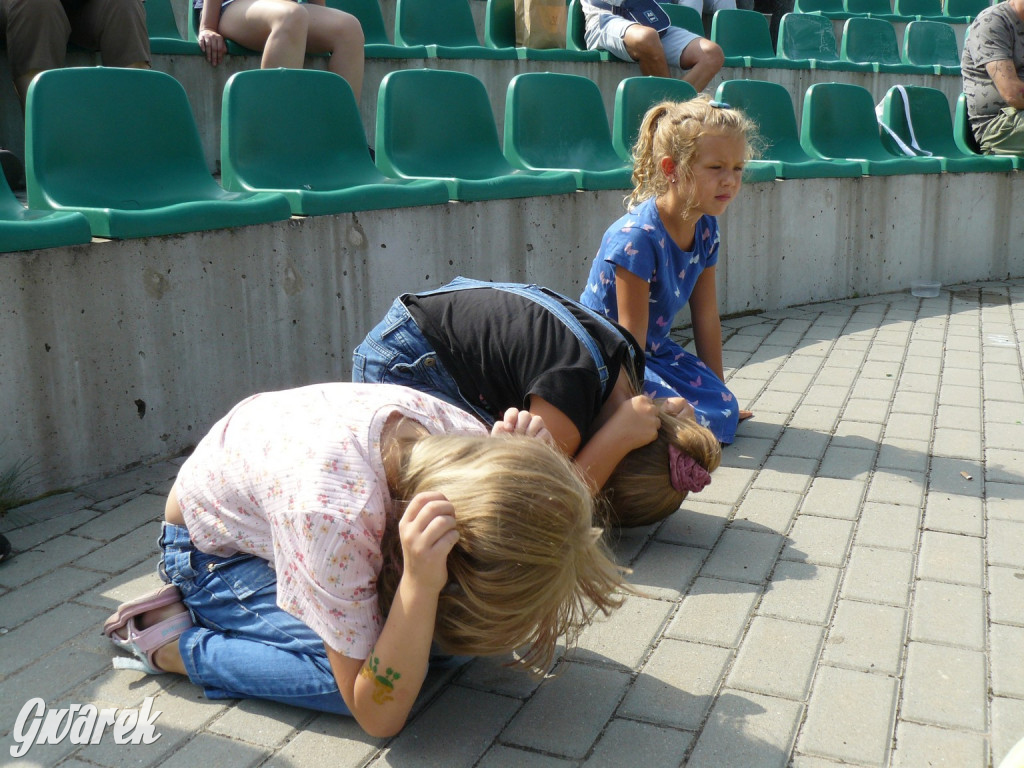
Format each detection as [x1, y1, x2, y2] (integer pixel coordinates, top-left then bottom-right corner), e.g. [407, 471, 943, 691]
[688, 267, 725, 382]
[326, 492, 457, 737]
[573, 396, 661, 492]
[614, 267, 652, 349]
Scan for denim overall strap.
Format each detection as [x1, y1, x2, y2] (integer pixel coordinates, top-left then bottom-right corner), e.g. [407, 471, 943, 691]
[418, 277, 634, 393]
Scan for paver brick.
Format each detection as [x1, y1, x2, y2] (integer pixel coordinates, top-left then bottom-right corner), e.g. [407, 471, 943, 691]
[502, 662, 628, 759]
[786, 405, 841, 432]
[988, 519, 1024, 568]
[626, 541, 705, 600]
[986, 483, 1024, 523]
[582, 718, 693, 768]
[749, 456, 818, 494]
[799, 478, 865, 520]
[667, 577, 761, 647]
[875, 437, 930, 473]
[924, 492, 984, 536]
[773, 429, 830, 460]
[821, 600, 906, 675]
[991, 696, 1024, 768]
[909, 580, 985, 650]
[935, 404, 982, 431]
[727, 616, 825, 700]
[840, 398, 891, 424]
[571, 595, 673, 670]
[686, 690, 802, 768]
[782, 516, 854, 568]
[917, 531, 984, 586]
[733, 489, 800, 533]
[206, 698, 312, 748]
[989, 565, 1024, 627]
[0, 565, 108, 629]
[891, 722, 988, 768]
[479, 745, 574, 768]
[817, 446, 876, 482]
[903, 642, 988, 733]
[798, 665, 898, 765]
[758, 561, 840, 625]
[0, 533, 103, 589]
[618, 639, 732, 730]
[655, 502, 730, 550]
[931, 427, 983, 460]
[990, 623, 1024, 698]
[855, 502, 920, 551]
[700, 528, 783, 585]
[153, 732, 265, 768]
[841, 547, 914, 607]
[865, 469, 925, 508]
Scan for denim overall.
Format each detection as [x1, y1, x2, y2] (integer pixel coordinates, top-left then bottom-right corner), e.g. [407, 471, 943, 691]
[352, 276, 636, 423]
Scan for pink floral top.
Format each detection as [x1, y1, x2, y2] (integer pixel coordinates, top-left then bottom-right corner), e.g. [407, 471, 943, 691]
[175, 383, 486, 659]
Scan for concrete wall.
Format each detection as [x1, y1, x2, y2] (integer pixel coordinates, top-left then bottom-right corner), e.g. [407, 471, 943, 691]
[2, 171, 1022, 497]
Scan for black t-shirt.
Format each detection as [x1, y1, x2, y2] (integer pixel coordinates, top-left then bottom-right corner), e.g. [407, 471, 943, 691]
[403, 287, 644, 439]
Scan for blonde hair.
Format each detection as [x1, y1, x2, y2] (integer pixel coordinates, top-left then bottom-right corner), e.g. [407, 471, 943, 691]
[601, 401, 722, 528]
[628, 94, 759, 214]
[379, 433, 627, 672]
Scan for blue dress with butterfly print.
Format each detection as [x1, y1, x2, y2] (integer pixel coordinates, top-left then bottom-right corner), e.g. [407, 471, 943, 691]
[580, 198, 739, 444]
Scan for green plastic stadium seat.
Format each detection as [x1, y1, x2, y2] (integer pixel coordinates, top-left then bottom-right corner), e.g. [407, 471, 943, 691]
[0, 173, 92, 253]
[902, 20, 961, 74]
[800, 82, 943, 174]
[840, 17, 930, 73]
[484, 0, 600, 60]
[893, 0, 943, 19]
[715, 79, 862, 178]
[25, 68, 291, 239]
[944, 0, 989, 21]
[952, 91, 1021, 167]
[375, 69, 578, 201]
[843, 0, 904, 23]
[568, 0, 611, 59]
[146, 0, 202, 54]
[188, 5, 262, 56]
[326, 0, 430, 57]
[662, 3, 705, 35]
[778, 13, 862, 70]
[793, 0, 851, 19]
[221, 69, 449, 215]
[504, 73, 633, 190]
[395, 0, 518, 58]
[879, 85, 1014, 172]
[710, 9, 806, 68]
[613, 76, 698, 160]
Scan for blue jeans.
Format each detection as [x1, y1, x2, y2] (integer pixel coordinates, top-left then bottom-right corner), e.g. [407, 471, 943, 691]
[351, 297, 493, 423]
[159, 524, 350, 714]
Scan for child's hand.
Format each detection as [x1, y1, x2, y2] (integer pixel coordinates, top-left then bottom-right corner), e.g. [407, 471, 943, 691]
[739, 409, 754, 422]
[610, 395, 662, 451]
[490, 407, 554, 445]
[399, 492, 459, 595]
[661, 397, 696, 421]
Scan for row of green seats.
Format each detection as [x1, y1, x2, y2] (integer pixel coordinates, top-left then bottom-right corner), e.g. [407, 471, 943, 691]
[719, 78, 1014, 178]
[716, 10, 961, 74]
[794, 0, 988, 23]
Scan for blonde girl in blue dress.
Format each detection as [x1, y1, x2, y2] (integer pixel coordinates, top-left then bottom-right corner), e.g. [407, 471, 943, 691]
[581, 95, 756, 444]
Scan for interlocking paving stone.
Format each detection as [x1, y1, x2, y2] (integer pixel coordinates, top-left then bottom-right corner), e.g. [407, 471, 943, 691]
[727, 616, 825, 700]
[854, 502, 920, 551]
[890, 722, 988, 768]
[990, 623, 1024, 699]
[841, 547, 915, 607]
[699, 528, 784, 585]
[581, 718, 693, 768]
[757, 561, 840, 626]
[570, 595, 673, 670]
[666, 577, 760, 648]
[901, 642, 987, 731]
[798, 478, 865, 521]
[733, 488, 801, 533]
[686, 690, 803, 768]
[991, 696, 1024, 768]
[924, 492, 984, 536]
[798, 666, 898, 765]
[909, 581, 985, 650]
[781, 516, 855, 568]
[988, 519, 1024, 568]
[821, 600, 907, 675]
[917, 531, 985, 587]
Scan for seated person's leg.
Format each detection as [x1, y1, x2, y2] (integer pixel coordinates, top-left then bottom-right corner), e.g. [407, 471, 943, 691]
[978, 109, 1024, 156]
[71, 0, 151, 70]
[672, 32, 724, 92]
[219, 0, 308, 69]
[302, 4, 364, 101]
[622, 23, 671, 77]
[2, 0, 70, 108]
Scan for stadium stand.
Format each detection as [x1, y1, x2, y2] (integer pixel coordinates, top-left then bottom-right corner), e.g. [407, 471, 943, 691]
[327, 0, 431, 57]
[484, 0, 603, 60]
[146, 0, 202, 55]
[778, 12, 866, 69]
[901, 19, 962, 74]
[394, 0, 518, 58]
[220, 68, 450, 214]
[840, 16, 931, 73]
[612, 75, 698, 160]
[0, 171, 92, 253]
[710, 8, 806, 68]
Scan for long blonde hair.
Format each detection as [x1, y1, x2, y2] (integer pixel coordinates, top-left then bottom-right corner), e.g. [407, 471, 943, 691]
[601, 401, 722, 528]
[379, 433, 627, 672]
[628, 94, 758, 214]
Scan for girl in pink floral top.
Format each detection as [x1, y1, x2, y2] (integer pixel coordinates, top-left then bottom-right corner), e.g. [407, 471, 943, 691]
[103, 383, 626, 737]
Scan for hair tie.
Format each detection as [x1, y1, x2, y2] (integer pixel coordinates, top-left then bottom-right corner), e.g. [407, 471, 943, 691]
[668, 444, 711, 494]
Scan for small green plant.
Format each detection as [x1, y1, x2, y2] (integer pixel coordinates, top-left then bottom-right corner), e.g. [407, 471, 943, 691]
[0, 457, 32, 517]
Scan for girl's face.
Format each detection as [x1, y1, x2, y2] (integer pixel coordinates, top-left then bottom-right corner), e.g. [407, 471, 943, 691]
[675, 132, 747, 218]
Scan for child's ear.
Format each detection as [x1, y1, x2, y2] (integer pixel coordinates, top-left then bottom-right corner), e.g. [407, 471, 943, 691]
[660, 157, 676, 178]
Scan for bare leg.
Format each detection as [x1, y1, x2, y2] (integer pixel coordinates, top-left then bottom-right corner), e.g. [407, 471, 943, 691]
[302, 4, 364, 101]
[218, 0, 308, 70]
[139, 603, 188, 676]
[622, 24, 670, 78]
[678, 37, 724, 92]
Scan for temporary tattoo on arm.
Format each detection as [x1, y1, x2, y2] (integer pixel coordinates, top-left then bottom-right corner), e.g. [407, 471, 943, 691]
[360, 653, 402, 704]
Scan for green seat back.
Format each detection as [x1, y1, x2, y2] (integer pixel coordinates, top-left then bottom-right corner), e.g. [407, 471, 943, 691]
[146, 0, 201, 53]
[484, 0, 600, 60]
[612, 76, 697, 160]
[840, 16, 902, 65]
[800, 81, 943, 174]
[395, 0, 518, 57]
[793, 0, 849, 16]
[843, 0, 898, 17]
[712, 9, 777, 58]
[326, 0, 430, 57]
[902, 19, 960, 67]
[25, 68, 290, 238]
[374, 69, 577, 200]
[188, 4, 261, 55]
[893, 0, 942, 17]
[504, 72, 631, 189]
[879, 84, 1014, 171]
[221, 69, 449, 214]
[662, 3, 705, 35]
[944, 0, 989, 19]
[778, 13, 842, 63]
[715, 79, 861, 178]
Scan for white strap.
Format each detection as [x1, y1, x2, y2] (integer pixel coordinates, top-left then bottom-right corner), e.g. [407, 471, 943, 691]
[876, 85, 933, 157]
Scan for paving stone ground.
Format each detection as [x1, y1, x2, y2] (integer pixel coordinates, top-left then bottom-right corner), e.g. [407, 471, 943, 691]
[2, 280, 1023, 767]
